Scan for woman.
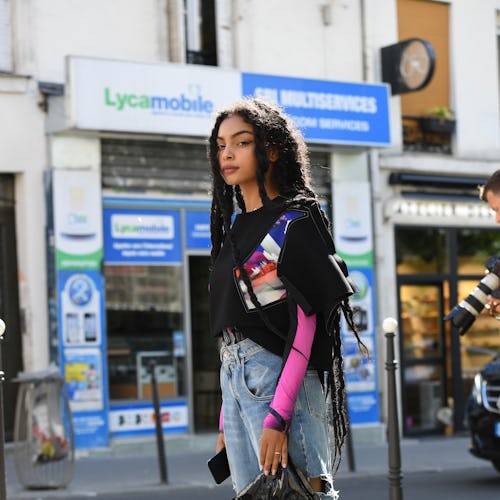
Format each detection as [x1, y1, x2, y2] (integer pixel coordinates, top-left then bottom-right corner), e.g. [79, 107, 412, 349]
[208, 97, 365, 498]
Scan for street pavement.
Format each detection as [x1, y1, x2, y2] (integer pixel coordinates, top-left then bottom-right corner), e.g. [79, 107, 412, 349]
[13, 469, 499, 500]
[4, 432, 498, 499]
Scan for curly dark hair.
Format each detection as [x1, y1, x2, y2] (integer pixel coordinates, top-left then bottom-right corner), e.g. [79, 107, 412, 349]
[208, 97, 364, 471]
[208, 97, 316, 262]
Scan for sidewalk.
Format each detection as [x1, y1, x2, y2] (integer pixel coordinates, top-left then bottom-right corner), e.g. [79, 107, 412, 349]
[5, 432, 490, 498]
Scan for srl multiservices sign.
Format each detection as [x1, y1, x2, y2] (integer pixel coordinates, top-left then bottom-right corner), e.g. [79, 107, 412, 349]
[68, 56, 390, 146]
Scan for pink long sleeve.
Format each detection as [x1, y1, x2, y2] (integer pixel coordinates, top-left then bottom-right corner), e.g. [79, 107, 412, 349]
[263, 305, 316, 432]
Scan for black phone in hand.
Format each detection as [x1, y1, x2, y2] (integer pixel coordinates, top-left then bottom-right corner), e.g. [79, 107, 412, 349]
[207, 447, 231, 484]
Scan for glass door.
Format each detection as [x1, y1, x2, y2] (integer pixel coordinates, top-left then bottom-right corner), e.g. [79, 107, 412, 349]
[399, 283, 448, 434]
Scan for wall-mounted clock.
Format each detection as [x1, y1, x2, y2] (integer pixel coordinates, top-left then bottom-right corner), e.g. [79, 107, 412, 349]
[381, 38, 436, 95]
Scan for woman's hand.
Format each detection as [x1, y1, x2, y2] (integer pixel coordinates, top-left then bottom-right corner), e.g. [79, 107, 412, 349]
[215, 431, 225, 453]
[260, 428, 287, 476]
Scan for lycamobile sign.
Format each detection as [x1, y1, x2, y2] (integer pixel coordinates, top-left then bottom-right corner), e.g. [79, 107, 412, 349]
[104, 87, 214, 116]
[103, 209, 182, 264]
[111, 214, 174, 239]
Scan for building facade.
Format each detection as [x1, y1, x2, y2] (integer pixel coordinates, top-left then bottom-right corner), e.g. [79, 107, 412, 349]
[0, 0, 499, 448]
[375, 0, 500, 437]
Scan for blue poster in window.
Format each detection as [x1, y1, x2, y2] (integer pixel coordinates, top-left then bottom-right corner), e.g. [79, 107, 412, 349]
[242, 72, 390, 146]
[58, 269, 109, 449]
[103, 208, 182, 264]
[185, 210, 211, 250]
[341, 267, 380, 424]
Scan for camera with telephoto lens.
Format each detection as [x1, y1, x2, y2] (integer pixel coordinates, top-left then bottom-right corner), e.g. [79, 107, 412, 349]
[444, 255, 500, 335]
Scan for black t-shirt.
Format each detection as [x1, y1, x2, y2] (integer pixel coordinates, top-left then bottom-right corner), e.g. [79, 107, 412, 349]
[208, 197, 355, 370]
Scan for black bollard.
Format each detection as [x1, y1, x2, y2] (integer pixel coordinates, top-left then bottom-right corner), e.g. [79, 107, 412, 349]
[0, 319, 6, 500]
[345, 408, 356, 472]
[149, 360, 168, 484]
[383, 317, 403, 500]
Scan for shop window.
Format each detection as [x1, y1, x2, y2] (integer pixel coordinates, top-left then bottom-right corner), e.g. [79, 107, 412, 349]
[456, 228, 500, 398]
[400, 284, 443, 361]
[396, 225, 500, 436]
[396, 227, 448, 274]
[457, 278, 500, 401]
[104, 265, 187, 401]
[457, 228, 500, 275]
[185, 0, 217, 66]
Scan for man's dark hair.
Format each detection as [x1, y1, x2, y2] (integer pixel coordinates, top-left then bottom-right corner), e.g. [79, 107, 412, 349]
[480, 169, 500, 201]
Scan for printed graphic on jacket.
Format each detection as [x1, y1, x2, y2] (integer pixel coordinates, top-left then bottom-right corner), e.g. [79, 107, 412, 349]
[235, 211, 304, 310]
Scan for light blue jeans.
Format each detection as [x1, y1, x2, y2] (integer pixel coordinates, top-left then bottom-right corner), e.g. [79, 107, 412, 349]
[220, 337, 338, 498]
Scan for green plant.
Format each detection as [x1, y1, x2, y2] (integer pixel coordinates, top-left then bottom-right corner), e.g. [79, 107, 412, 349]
[427, 106, 454, 120]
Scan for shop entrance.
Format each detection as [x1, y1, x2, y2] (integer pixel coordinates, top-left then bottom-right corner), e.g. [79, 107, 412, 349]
[188, 255, 221, 432]
[396, 225, 500, 436]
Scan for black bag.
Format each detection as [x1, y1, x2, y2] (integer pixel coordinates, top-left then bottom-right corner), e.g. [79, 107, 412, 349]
[235, 458, 318, 499]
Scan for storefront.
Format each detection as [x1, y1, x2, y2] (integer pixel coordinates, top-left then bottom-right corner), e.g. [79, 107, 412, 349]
[382, 175, 500, 436]
[46, 56, 391, 448]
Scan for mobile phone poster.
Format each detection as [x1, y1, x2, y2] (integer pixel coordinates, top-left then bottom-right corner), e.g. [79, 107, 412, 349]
[52, 169, 109, 449]
[333, 181, 381, 425]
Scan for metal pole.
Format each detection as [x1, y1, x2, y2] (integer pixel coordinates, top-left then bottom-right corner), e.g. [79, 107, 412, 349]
[345, 406, 356, 472]
[0, 319, 7, 500]
[383, 317, 403, 500]
[149, 360, 168, 484]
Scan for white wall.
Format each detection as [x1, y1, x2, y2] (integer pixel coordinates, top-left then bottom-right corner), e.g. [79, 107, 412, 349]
[12, 0, 165, 82]
[232, 0, 364, 81]
[364, 0, 402, 152]
[450, 0, 500, 158]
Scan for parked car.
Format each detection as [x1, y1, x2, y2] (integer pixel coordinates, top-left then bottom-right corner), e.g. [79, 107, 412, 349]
[466, 352, 500, 472]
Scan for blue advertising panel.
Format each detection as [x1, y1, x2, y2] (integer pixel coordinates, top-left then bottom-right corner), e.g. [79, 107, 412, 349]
[57, 270, 109, 448]
[109, 400, 188, 437]
[242, 73, 390, 146]
[103, 208, 182, 264]
[341, 267, 380, 424]
[185, 210, 211, 250]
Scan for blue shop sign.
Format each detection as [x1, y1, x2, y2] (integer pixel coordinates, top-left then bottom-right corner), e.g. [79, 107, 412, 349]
[242, 73, 390, 146]
[103, 208, 182, 264]
[185, 210, 211, 250]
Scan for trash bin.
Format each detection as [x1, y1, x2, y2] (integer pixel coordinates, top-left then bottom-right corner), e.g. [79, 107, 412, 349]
[12, 364, 74, 489]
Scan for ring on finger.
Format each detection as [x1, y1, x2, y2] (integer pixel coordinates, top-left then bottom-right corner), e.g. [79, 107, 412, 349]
[274, 451, 281, 455]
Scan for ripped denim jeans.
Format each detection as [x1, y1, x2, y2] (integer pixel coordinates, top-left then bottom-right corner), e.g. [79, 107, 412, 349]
[220, 337, 339, 498]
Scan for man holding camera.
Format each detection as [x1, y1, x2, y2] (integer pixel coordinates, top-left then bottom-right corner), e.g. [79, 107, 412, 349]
[480, 169, 500, 317]
[444, 171, 500, 334]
